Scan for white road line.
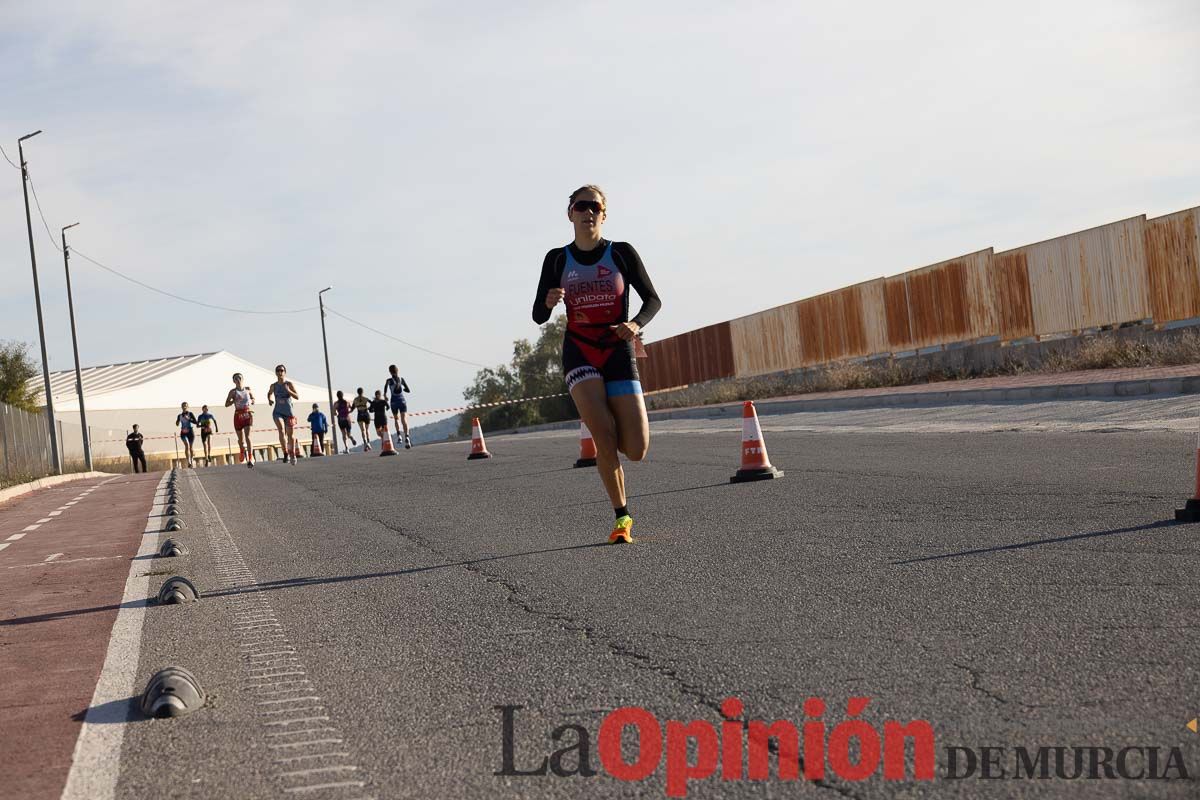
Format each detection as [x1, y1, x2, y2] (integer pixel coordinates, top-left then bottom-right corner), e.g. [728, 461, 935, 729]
[283, 781, 364, 793]
[277, 765, 359, 779]
[258, 696, 322, 705]
[36, 517, 52, 523]
[0, 543, 9, 552]
[23, 524, 40, 531]
[262, 706, 325, 716]
[273, 752, 350, 764]
[269, 738, 344, 750]
[264, 716, 331, 727]
[48, 510, 63, 516]
[61, 474, 166, 800]
[7, 533, 26, 541]
[266, 728, 338, 738]
[45, 553, 64, 562]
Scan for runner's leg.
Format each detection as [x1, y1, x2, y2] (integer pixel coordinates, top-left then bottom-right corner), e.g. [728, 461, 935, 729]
[274, 416, 287, 459]
[399, 411, 410, 444]
[608, 393, 650, 461]
[570, 379, 624, 509]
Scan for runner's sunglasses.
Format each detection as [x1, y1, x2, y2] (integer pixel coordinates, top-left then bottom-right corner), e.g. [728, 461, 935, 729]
[571, 200, 604, 214]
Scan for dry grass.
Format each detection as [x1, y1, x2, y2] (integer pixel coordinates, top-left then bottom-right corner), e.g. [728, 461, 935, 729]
[646, 330, 1200, 412]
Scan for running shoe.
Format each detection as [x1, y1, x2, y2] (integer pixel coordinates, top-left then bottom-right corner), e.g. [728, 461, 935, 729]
[404, 438, 412, 450]
[609, 515, 633, 545]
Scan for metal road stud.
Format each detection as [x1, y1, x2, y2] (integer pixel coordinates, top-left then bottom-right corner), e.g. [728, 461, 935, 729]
[157, 576, 200, 604]
[166, 516, 185, 532]
[158, 538, 187, 557]
[140, 666, 205, 719]
[164, 503, 178, 516]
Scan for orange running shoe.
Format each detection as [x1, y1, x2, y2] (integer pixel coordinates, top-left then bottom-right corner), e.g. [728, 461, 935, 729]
[609, 515, 633, 545]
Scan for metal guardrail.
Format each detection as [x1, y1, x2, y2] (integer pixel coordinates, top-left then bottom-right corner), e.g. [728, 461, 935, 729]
[0, 400, 53, 483]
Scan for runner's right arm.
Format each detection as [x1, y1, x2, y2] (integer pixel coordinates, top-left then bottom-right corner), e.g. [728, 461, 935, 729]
[532, 248, 566, 324]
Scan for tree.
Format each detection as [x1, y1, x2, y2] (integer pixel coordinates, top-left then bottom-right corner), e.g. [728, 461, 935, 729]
[459, 315, 576, 435]
[0, 340, 40, 411]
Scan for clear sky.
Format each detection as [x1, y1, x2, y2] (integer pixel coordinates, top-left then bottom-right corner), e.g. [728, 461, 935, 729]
[2, 1, 1198, 421]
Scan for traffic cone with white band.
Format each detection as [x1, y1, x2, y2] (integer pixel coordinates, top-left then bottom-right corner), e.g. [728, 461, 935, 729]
[730, 401, 784, 483]
[378, 423, 398, 457]
[1175, 424, 1200, 521]
[468, 417, 492, 460]
[311, 436, 324, 457]
[575, 421, 597, 468]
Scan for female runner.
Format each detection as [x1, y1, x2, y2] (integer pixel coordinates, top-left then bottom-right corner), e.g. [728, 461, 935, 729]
[532, 185, 661, 543]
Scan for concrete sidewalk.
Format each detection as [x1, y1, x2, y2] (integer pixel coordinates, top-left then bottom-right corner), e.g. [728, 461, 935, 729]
[0, 472, 161, 800]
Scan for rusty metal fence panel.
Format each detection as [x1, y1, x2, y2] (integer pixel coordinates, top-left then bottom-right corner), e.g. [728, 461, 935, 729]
[883, 275, 913, 351]
[1076, 215, 1149, 327]
[988, 250, 1035, 340]
[0, 401, 52, 484]
[905, 249, 999, 349]
[730, 303, 804, 377]
[642, 208, 1194, 392]
[1145, 207, 1200, 324]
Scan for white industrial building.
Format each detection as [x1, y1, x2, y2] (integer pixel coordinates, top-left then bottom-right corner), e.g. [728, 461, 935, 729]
[37, 351, 330, 460]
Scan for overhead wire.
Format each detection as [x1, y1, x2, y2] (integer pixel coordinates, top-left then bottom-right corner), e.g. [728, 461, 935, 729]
[0, 143, 17, 169]
[324, 305, 489, 369]
[21, 162, 492, 366]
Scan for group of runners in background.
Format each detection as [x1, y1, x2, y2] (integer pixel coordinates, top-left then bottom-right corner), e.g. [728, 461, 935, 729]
[171, 364, 413, 468]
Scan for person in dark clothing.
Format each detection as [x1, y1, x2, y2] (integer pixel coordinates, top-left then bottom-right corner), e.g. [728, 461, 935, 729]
[369, 390, 390, 444]
[126, 424, 147, 473]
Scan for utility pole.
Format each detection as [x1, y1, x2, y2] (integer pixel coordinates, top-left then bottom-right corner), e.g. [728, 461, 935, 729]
[62, 222, 92, 471]
[318, 288, 338, 455]
[18, 131, 60, 474]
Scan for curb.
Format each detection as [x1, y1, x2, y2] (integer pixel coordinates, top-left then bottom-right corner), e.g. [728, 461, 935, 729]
[0, 471, 116, 507]
[475, 373, 1200, 438]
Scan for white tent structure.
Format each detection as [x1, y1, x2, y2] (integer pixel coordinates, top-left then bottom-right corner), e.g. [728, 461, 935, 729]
[36, 352, 330, 459]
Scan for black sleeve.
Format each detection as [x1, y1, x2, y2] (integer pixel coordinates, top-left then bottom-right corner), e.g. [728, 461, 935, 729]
[532, 249, 564, 325]
[613, 242, 662, 329]
[401, 378, 410, 393]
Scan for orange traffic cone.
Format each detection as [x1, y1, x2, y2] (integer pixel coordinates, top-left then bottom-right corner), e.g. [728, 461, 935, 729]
[730, 401, 783, 483]
[379, 425, 398, 457]
[575, 421, 597, 468]
[468, 417, 492, 460]
[311, 436, 325, 457]
[1175, 425, 1200, 521]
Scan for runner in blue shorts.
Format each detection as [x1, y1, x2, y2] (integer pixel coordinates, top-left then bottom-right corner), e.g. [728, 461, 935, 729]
[532, 184, 661, 544]
[268, 364, 300, 465]
[384, 365, 412, 449]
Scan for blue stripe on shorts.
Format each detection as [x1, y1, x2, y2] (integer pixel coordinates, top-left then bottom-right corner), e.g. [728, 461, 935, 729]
[605, 380, 643, 397]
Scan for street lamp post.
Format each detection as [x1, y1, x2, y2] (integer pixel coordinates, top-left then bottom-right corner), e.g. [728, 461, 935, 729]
[17, 131, 60, 475]
[318, 288, 338, 455]
[61, 223, 92, 471]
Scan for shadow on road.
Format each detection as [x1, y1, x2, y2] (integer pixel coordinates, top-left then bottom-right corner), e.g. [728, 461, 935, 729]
[0, 598, 147, 627]
[892, 519, 1178, 565]
[207, 541, 611, 598]
[566, 480, 731, 507]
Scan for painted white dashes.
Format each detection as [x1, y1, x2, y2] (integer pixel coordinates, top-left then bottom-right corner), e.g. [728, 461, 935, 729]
[187, 471, 371, 797]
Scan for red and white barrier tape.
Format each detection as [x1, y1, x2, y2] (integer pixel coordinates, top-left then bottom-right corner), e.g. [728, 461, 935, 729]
[91, 391, 570, 442]
[406, 392, 568, 418]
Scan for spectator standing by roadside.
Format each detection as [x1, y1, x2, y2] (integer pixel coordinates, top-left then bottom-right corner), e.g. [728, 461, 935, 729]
[307, 403, 329, 456]
[126, 424, 147, 473]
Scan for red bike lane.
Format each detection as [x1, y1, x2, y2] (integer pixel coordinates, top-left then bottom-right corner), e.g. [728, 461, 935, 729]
[0, 471, 162, 800]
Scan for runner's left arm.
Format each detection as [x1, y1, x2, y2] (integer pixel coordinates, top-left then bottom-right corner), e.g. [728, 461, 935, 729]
[612, 242, 662, 328]
[401, 378, 410, 393]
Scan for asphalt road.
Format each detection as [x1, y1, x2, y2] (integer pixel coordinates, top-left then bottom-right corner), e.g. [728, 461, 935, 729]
[112, 420, 1200, 799]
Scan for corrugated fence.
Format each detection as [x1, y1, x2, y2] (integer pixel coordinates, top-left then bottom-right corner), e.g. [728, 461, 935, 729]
[642, 206, 1200, 391]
